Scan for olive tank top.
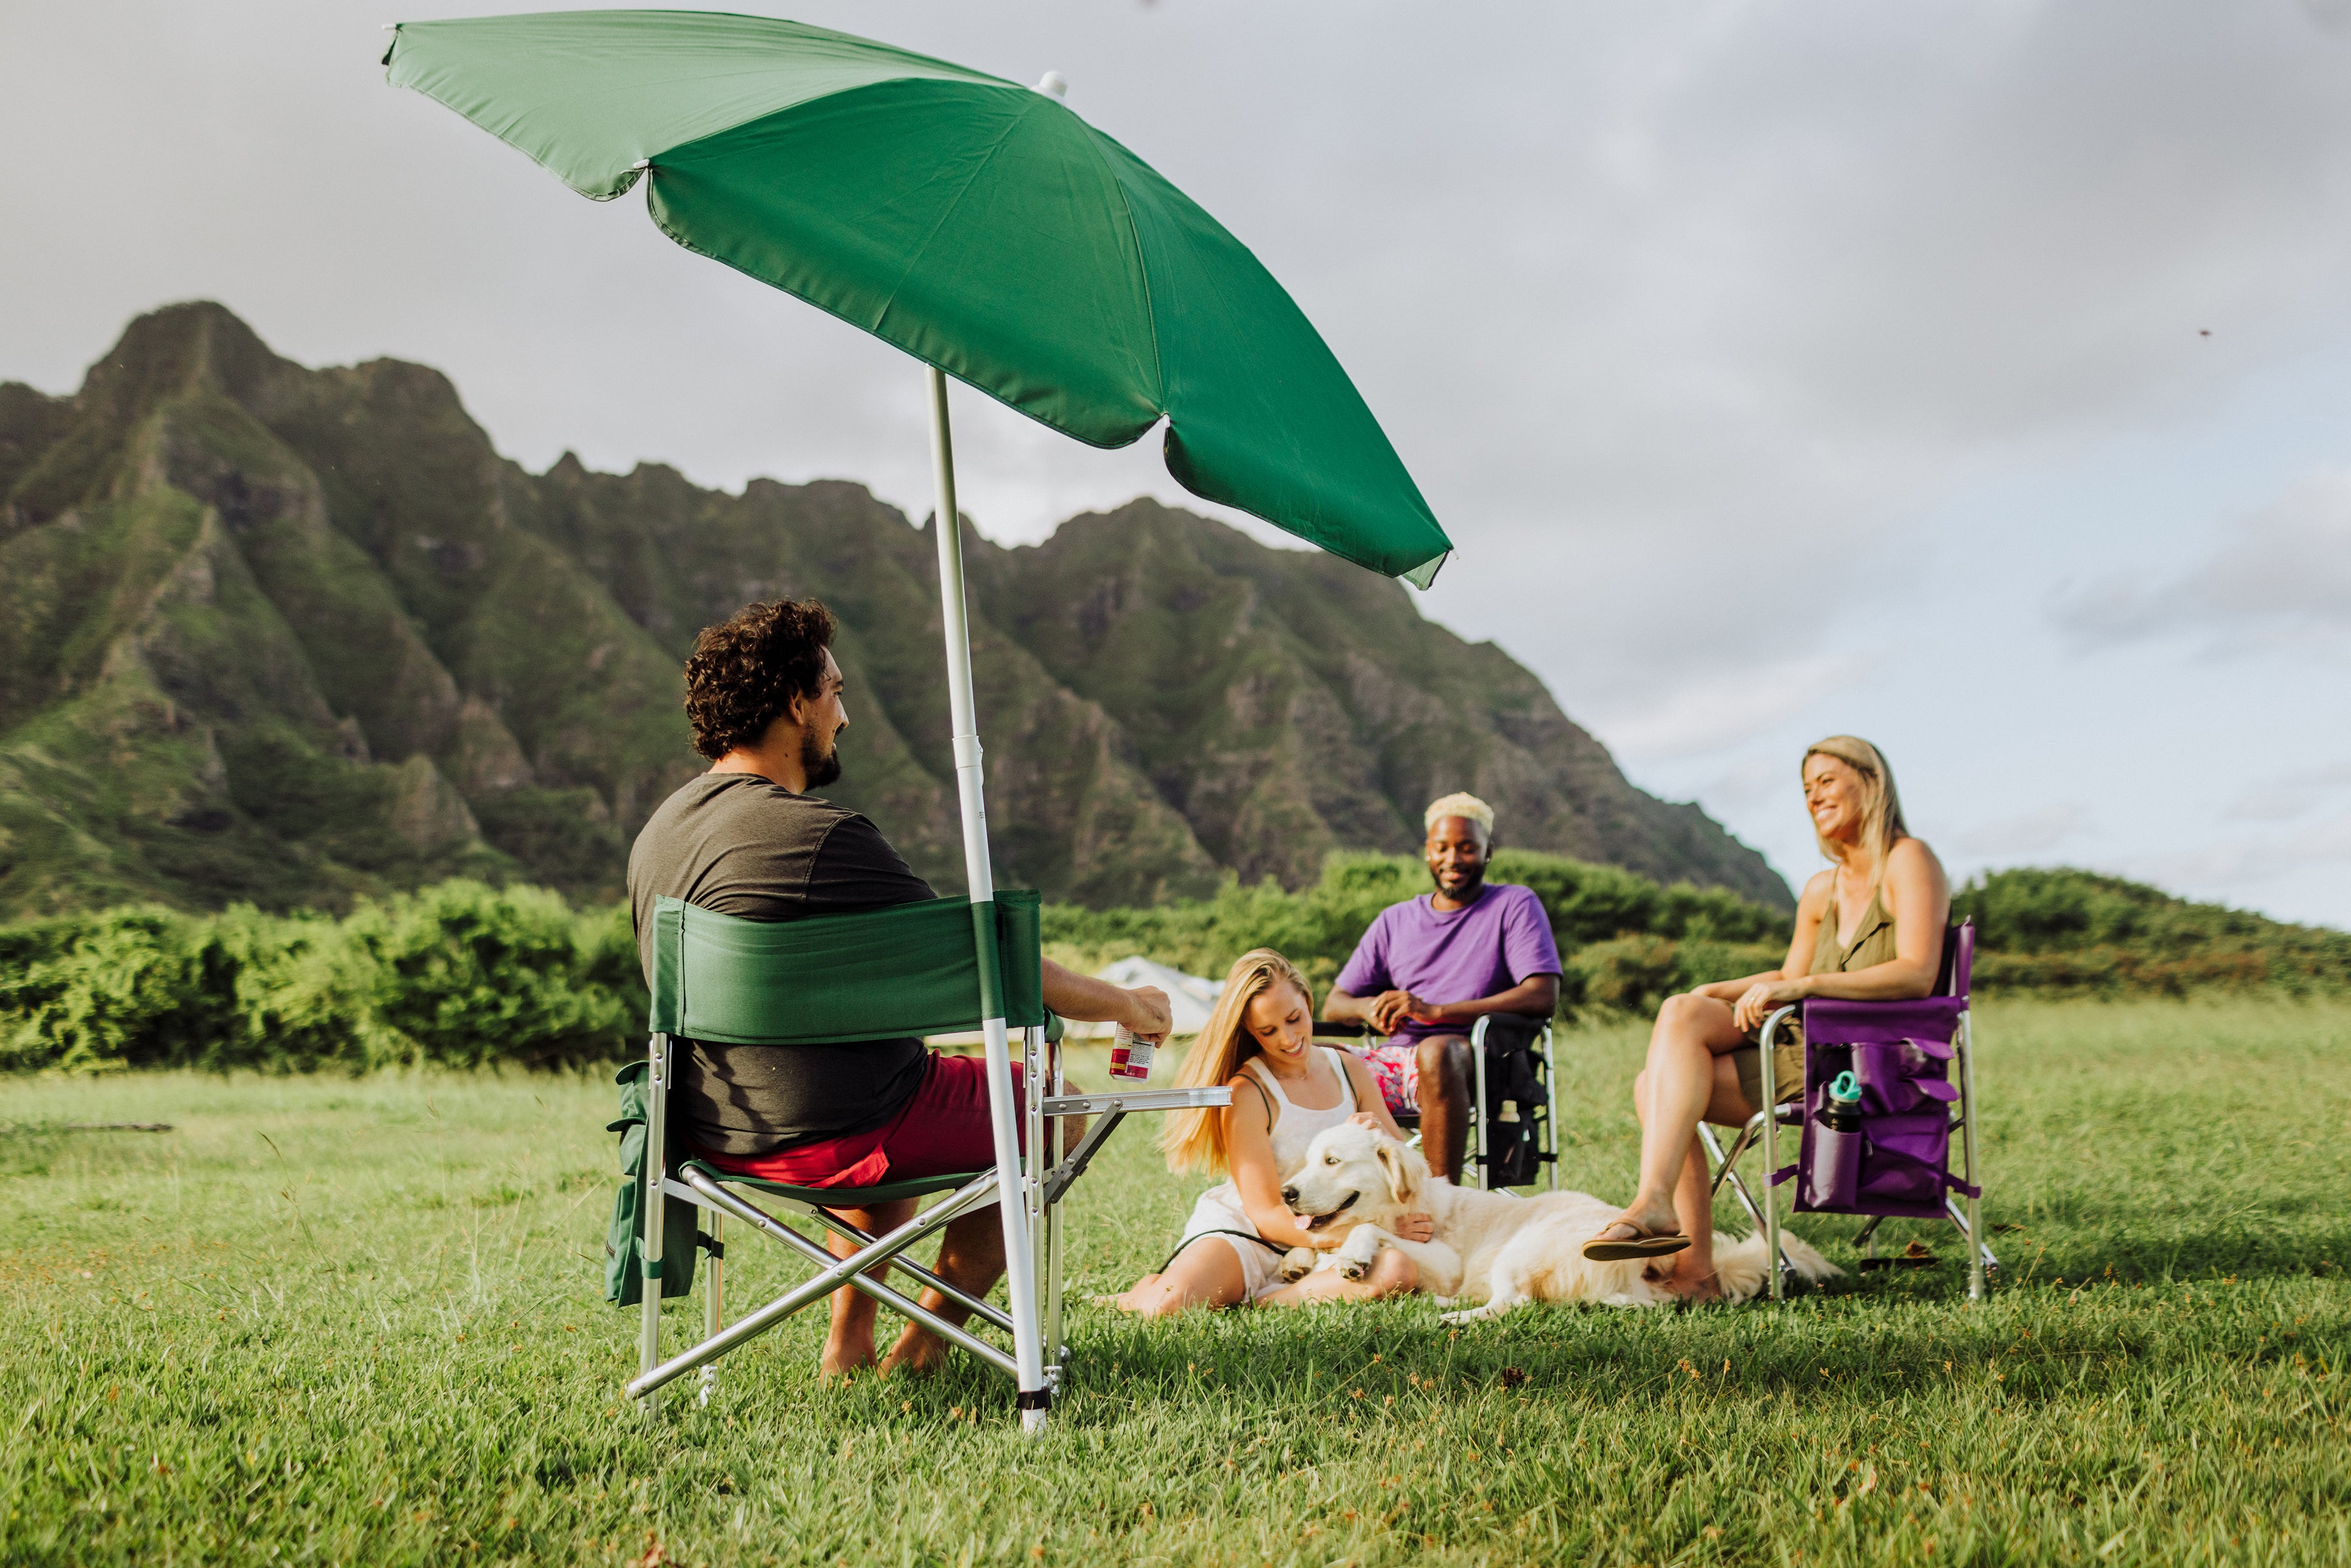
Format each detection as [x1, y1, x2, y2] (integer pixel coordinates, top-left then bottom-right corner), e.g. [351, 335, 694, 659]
[1811, 872, 1902, 976]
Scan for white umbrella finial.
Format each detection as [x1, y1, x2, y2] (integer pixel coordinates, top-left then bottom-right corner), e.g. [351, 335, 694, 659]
[1033, 71, 1068, 100]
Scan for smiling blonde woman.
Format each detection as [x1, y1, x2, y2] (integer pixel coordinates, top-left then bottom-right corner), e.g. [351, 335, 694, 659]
[1108, 949, 1432, 1315]
[1580, 735, 1951, 1302]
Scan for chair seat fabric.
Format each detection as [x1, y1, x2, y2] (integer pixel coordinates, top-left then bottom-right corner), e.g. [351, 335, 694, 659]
[1801, 995, 1966, 1044]
[680, 1159, 982, 1208]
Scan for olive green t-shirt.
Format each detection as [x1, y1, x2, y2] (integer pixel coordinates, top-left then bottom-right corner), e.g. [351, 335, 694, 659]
[627, 772, 935, 1157]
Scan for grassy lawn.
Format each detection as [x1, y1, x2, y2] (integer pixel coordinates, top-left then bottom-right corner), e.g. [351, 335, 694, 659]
[3, 998, 2347, 1567]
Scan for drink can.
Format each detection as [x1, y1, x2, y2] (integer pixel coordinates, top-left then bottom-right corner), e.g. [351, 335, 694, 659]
[1108, 1026, 1155, 1082]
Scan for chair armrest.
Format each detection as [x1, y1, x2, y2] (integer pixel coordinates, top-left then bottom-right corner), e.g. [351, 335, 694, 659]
[1042, 1088, 1232, 1117]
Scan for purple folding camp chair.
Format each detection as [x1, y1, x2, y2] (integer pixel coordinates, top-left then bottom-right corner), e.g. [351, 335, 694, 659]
[1699, 921, 1994, 1301]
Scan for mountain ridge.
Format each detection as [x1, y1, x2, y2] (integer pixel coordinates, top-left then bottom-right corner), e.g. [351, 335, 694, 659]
[0, 302, 1791, 919]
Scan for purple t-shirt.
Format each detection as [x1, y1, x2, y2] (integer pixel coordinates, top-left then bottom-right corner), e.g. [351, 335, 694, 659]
[1334, 883, 1563, 1044]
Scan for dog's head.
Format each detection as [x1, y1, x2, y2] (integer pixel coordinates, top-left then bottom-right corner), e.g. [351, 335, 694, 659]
[1281, 1121, 1428, 1234]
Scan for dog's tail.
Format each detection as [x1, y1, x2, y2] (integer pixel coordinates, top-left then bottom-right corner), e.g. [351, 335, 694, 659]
[1710, 1228, 1844, 1304]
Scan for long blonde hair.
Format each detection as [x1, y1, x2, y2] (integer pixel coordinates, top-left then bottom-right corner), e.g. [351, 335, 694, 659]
[1802, 735, 1909, 891]
[1160, 949, 1313, 1177]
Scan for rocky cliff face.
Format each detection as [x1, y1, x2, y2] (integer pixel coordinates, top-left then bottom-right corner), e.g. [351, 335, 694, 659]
[0, 304, 1790, 918]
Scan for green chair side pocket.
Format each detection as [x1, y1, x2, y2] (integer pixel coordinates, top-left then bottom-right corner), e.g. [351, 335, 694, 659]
[605, 1060, 699, 1307]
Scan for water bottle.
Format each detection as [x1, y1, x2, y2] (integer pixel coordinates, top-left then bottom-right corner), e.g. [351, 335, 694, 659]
[1804, 1069, 1865, 1210]
[1108, 1026, 1154, 1082]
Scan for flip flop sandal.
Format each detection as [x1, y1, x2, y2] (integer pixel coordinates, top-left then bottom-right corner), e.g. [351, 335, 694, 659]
[1582, 1223, 1692, 1262]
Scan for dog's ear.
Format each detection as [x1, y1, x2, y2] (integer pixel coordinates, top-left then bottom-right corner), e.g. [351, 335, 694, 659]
[1375, 1138, 1421, 1209]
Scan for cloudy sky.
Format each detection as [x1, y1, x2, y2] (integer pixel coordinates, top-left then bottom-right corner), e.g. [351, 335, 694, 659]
[8, 1, 2351, 924]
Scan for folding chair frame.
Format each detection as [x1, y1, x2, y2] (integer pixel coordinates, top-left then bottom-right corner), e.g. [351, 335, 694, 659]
[1311, 1015, 1561, 1192]
[627, 1024, 1227, 1426]
[1705, 1000, 1996, 1302]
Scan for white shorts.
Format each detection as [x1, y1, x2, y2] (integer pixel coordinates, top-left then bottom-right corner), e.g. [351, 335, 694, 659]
[1176, 1184, 1292, 1303]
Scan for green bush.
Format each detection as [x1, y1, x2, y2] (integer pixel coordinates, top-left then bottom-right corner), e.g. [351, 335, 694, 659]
[1041, 848, 1795, 1016]
[1043, 856, 2350, 1019]
[0, 882, 643, 1074]
[8, 858, 2341, 1075]
[1953, 867, 2351, 995]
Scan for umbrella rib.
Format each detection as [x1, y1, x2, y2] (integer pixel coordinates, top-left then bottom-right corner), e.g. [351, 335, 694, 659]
[868, 96, 1032, 346]
[1083, 127, 1168, 416]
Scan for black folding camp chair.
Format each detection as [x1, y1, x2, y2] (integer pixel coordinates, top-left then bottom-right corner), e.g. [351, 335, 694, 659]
[610, 891, 1228, 1428]
[1310, 1014, 1560, 1191]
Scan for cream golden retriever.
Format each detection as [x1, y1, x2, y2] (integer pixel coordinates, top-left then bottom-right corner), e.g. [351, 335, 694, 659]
[1279, 1121, 1838, 1318]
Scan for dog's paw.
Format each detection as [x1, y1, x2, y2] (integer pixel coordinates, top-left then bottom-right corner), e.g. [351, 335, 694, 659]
[1337, 1254, 1369, 1281]
[1278, 1246, 1316, 1283]
[1437, 1306, 1486, 1326]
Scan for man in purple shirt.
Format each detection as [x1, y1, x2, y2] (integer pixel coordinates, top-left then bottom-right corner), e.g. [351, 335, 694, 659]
[1323, 793, 1563, 1183]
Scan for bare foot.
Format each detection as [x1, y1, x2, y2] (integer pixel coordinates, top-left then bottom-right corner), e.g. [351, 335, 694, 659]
[819, 1343, 877, 1384]
[879, 1328, 950, 1379]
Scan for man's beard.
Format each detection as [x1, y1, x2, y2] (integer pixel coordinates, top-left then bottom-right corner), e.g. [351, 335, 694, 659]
[1433, 864, 1485, 898]
[801, 728, 842, 789]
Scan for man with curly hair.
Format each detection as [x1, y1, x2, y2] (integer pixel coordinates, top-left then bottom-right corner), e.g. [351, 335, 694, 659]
[630, 598, 1172, 1379]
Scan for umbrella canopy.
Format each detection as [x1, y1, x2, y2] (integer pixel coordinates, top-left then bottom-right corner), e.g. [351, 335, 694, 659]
[384, 10, 1450, 586]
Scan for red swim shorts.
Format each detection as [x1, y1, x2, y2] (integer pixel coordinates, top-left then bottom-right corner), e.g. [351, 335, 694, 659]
[691, 1051, 1025, 1191]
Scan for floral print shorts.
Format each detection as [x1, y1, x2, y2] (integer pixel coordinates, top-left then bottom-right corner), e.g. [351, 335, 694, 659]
[1353, 1042, 1421, 1116]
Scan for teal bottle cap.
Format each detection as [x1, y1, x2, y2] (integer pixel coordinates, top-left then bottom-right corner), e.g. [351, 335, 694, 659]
[1829, 1070, 1861, 1104]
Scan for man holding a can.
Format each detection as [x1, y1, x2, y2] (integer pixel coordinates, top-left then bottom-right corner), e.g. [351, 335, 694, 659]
[628, 597, 1172, 1379]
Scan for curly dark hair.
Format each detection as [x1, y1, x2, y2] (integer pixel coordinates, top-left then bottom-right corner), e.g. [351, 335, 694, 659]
[682, 598, 840, 760]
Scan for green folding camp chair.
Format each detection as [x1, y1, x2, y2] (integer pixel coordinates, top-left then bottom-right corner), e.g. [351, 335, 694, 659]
[614, 889, 1227, 1428]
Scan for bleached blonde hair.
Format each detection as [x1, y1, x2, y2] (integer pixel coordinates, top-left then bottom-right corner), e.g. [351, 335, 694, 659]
[1424, 792, 1494, 839]
[1160, 949, 1314, 1177]
[1802, 735, 1909, 891]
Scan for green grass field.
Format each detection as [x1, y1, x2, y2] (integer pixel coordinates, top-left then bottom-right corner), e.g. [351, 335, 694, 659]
[3, 998, 2346, 1567]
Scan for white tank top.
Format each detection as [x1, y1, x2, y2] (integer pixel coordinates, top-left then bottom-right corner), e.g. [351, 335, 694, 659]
[1244, 1047, 1360, 1174]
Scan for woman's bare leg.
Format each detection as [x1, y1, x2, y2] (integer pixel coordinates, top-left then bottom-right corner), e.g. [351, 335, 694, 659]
[1108, 1237, 1249, 1317]
[1655, 1056, 1767, 1298]
[1599, 993, 1749, 1244]
[1262, 1246, 1417, 1306]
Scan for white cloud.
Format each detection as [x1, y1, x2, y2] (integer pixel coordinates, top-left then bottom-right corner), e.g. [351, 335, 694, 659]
[2128, 810, 2351, 891]
[1594, 657, 1853, 763]
[2057, 468, 2351, 649]
[2229, 761, 2351, 823]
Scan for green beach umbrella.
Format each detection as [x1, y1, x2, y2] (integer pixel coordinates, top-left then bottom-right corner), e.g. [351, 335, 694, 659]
[383, 10, 1449, 586]
[384, 9, 1451, 1426]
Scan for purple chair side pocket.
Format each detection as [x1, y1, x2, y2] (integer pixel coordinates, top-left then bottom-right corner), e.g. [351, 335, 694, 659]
[1856, 1112, 1951, 1204]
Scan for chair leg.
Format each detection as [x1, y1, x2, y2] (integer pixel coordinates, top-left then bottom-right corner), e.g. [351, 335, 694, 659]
[631, 1169, 1009, 1398]
[1042, 1032, 1067, 1387]
[698, 1209, 722, 1408]
[638, 1032, 671, 1417]
[1543, 1025, 1560, 1192]
[1701, 1125, 1769, 1233]
[1757, 1008, 1795, 1304]
[1706, 1115, 1765, 1196]
[1024, 1027, 1045, 1345]
[1471, 1019, 1490, 1191]
[1957, 1011, 1988, 1300]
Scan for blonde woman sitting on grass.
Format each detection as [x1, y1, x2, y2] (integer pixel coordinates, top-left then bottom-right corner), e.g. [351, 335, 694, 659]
[1582, 735, 1951, 1301]
[1108, 950, 1433, 1315]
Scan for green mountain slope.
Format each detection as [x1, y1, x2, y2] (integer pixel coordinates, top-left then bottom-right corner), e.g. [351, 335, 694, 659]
[0, 303, 1789, 918]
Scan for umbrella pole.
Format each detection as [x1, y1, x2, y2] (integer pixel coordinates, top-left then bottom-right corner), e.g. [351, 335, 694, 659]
[927, 364, 1049, 1433]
